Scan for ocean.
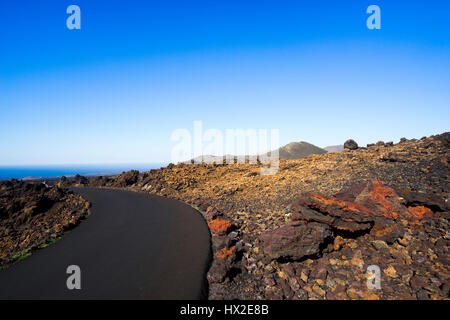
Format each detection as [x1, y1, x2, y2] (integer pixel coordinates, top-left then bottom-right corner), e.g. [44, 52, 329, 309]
[0, 163, 167, 181]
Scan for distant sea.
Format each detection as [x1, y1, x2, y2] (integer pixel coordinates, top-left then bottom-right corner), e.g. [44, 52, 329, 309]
[0, 163, 167, 181]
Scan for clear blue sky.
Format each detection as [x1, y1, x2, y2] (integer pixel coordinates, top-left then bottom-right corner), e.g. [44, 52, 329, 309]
[0, 0, 449, 165]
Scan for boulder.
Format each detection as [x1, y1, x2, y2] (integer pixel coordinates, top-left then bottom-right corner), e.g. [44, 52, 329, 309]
[353, 180, 409, 221]
[259, 222, 332, 261]
[208, 218, 232, 235]
[344, 139, 358, 150]
[207, 260, 228, 284]
[115, 170, 139, 187]
[395, 188, 448, 212]
[73, 174, 88, 186]
[291, 181, 420, 236]
[371, 223, 404, 244]
[290, 192, 374, 233]
[206, 206, 222, 222]
[90, 176, 113, 187]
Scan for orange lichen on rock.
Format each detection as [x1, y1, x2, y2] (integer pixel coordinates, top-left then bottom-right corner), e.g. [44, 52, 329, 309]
[215, 246, 236, 260]
[366, 180, 399, 219]
[310, 193, 373, 215]
[208, 218, 232, 234]
[334, 235, 345, 251]
[408, 206, 433, 219]
[308, 181, 425, 222]
[371, 223, 402, 240]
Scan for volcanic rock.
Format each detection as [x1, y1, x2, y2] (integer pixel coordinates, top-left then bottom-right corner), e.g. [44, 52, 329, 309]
[0, 180, 90, 266]
[208, 218, 233, 235]
[290, 193, 374, 233]
[46, 131, 450, 300]
[344, 139, 358, 150]
[115, 170, 139, 187]
[259, 222, 332, 261]
[73, 174, 88, 186]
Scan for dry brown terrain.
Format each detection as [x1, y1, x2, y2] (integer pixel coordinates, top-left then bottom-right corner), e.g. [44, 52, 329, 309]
[59, 132, 449, 300]
[6, 132, 446, 300]
[0, 181, 90, 267]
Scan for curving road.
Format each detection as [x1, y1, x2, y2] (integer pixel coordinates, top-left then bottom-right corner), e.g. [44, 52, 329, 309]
[0, 188, 211, 299]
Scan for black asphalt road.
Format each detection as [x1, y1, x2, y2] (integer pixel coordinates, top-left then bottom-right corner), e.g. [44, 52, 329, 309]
[0, 188, 211, 299]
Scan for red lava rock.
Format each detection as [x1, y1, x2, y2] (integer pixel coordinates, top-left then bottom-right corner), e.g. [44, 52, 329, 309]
[410, 275, 426, 290]
[355, 180, 407, 220]
[211, 235, 233, 251]
[416, 289, 430, 300]
[207, 260, 228, 284]
[370, 223, 405, 244]
[208, 218, 232, 235]
[215, 246, 236, 260]
[290, 193, 374, 232]
[289, 277, 301, 292]
[283, 264, 296, 277]
[333, 236, 345, 250]
[264, 274, 276, 287]
[333, 184, 367, 202]
[293, 289, 308, 300]
[291, 180, 423, 242]
[310, 266, 328, 280]
[279, 278, 294, 299]
[396, 189, 449, 212]
[265, 286, 284, 300]
[408, 206, 434, 219]
[259, 222, 332, 261]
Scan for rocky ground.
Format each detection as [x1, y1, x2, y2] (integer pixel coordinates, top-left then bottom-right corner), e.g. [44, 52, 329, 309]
[50, 133, 450, 299]
[0, 180, 90, 268]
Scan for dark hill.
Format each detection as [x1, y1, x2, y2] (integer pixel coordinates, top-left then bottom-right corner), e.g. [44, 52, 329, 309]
[270, 141, 327, 159]
[188, 141, 327, 163]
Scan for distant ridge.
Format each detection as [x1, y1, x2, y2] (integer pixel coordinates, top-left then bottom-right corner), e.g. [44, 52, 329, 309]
[272, 141, 327, 159]
[324, 145, 344, 153]
[188, 141, 327, 163]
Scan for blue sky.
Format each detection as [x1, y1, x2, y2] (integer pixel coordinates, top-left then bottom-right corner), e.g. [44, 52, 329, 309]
[0, 0, 449, 165]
